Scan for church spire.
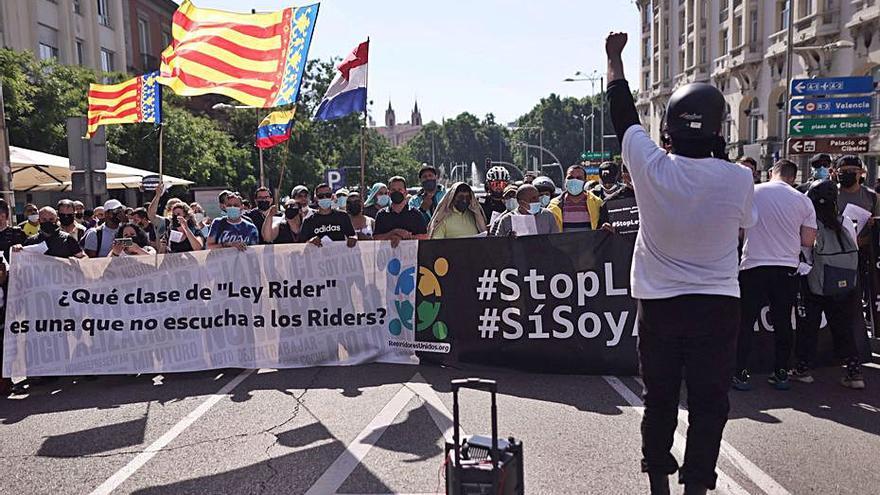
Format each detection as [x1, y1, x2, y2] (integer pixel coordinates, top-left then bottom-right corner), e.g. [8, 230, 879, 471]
[385, 101, 396, 127]
[411, 100, 422, 127]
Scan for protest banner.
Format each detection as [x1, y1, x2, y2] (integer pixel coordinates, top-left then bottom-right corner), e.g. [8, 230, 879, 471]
[414, 232, 872, 374]
[3, 241, 419, 377]
[605, 197, 640, 235]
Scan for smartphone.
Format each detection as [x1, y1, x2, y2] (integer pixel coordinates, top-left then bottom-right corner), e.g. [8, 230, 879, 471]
[116, 237, 133, 247]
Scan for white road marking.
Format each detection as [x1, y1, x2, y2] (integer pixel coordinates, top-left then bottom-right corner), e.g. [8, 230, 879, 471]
[306, 373, 457, 495]
[631, 377, 791, 495]
[604, 376, 751, 495]
[89, 369, 254, 495]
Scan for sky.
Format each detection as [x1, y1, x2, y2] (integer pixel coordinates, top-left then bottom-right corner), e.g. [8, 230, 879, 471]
[177, 0, 641, 125]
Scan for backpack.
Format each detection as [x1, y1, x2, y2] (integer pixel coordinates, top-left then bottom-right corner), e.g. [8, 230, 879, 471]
[807, 218, 859, 296]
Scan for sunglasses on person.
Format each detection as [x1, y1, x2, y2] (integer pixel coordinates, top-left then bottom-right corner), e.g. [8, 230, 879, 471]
[315, 192, 333, 199]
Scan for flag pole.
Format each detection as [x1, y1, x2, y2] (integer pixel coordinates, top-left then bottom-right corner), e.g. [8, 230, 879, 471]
[359, 37, 370, 197]
[277, 137, 289, 201]
[158, 123, 164, 181]
[257, 108, 265, 187]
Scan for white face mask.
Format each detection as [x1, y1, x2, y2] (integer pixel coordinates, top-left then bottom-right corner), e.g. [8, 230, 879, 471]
[528, 202, 541, 215]
[192, 213, 205, 224]
[504, 198, 518, 212]
[539, 195, 551, 207]
[28, 214, 39, 223]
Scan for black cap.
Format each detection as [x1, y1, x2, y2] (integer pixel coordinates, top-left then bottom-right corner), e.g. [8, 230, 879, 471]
[599, 161, 619, 173]
[809, 153, 832, 168]
[664, 83, 725, 139]
[835, 155, 863, 169]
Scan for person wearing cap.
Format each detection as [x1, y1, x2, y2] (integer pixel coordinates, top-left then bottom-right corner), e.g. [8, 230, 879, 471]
[796, 154, 832, 193]
[83, 199, 128, 257]
[591, 161, 626, 200]
[290, 185, 314, 220]
[364, 182, 390, 219]
[335, 187, 350, 210]
[409, 165, 446, 225]
[607, 32, 756, 495]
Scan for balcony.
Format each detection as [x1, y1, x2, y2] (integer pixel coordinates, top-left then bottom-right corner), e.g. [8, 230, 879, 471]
[845, 1, 880, 29]
[765, 28, 788, 57]
[712, 54, 731, 77]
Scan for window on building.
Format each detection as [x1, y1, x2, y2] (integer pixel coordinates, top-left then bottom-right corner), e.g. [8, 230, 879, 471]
[749, 10, 759, 43]
[776, 93, 786, 138]
[724, 103, 733, 142]
[37, 24, 59, 61]
[75, 40, 85, 65]
[100, 48, 114, 72]
[161, 30, 171, 49]
[799, 0, 813, 18]
[663, 56, 669, 79]
[97, 0, 111, 27]
[644, 71, 650, 90]
[720, 29, 728, 53]
[700, 37, 707, 64]
[73, 0, 82, 15]
[779, 1, 790, 30]
[733, 16, 742, 46]
[748, 99, 760, 143]
[138, 18, 150, 54]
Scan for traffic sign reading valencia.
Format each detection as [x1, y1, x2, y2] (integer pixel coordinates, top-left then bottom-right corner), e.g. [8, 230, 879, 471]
[788, 137, 870, 155]
[788, 117, 871, 136]
[790, 76, 874, 96]
[790, 96, 873, 116]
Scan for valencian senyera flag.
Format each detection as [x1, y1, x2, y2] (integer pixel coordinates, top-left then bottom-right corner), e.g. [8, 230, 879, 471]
[159, 0, 320, 108]
[256, 109, 295, 149]
[86, 71, 161, 138]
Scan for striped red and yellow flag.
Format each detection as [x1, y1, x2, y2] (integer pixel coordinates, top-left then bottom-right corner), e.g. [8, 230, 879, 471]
[159, 1, 319, 108]
[86, 71, 162, 138]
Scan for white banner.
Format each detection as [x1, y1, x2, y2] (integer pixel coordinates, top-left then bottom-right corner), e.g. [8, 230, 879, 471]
[3, 241, 419, 377]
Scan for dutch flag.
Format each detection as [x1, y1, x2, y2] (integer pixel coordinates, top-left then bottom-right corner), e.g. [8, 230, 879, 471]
[313, 40, 369, 121]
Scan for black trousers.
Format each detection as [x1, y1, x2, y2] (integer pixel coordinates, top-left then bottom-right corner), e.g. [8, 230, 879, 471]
[638, 295, 739, 490]
[736, 266, 799, 372]
[795, 287, 859, 366]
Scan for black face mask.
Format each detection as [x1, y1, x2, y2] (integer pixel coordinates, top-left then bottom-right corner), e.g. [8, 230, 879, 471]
[59, 213, 75, 226]
[421, 179, 437, 191]
[838, 172, 858, 188]
[390, 191, 406, 204]
[454, 199, 469, 212]
[75, 212, 83, 219]
[347, 202, 363, 216]
[600, 172, 618, 185]
[40, 221, 58, 235]
[256, 200, 271, 211]
[284, 206, 300, 219]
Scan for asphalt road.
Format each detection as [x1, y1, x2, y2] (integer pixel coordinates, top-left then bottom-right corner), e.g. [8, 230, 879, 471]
[1, 359, 879, 495]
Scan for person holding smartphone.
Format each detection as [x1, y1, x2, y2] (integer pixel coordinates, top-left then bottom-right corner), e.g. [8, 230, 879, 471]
[108, 223, 155, 257]
[262, 199, 304, 244]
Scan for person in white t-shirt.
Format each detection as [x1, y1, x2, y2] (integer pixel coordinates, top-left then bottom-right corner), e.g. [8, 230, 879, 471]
[734, 159, 817, 392]
[606, 32, 755, 495]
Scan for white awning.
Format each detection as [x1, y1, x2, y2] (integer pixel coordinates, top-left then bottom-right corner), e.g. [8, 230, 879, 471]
[9, 146, 193, 191]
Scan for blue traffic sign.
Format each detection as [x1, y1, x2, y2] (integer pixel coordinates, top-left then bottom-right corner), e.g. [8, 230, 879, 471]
[324, 168, 347, 191]
[790, 96, 873, 116]
[790, 76, 874, 96]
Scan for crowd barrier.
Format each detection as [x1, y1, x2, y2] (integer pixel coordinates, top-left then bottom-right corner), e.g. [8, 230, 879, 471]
[3, 232, 873, 377]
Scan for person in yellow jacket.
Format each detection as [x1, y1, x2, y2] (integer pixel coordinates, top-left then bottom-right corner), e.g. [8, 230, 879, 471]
[547, 164, 612, 232]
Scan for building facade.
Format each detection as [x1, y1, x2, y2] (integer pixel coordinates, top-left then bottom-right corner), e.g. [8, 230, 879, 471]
[0, 0, 128, 73]
[636, 0, 880, 172]
[375, 101, 423, 147]
[122, 0, 176, 74]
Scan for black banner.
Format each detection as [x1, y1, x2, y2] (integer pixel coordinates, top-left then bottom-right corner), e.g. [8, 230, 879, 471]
[417, 231, 639, 375]
[416, 232, 873, 375]
[605, 197, 640, 235]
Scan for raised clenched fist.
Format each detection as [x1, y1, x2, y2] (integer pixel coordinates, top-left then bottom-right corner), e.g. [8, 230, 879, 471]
[605, 32, 628, 58]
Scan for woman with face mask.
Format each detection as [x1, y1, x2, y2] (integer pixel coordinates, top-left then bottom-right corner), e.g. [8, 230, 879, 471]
[428, 182, 487, 239]
[346, 192, 375, 240]
[363, 182, 389, 219]
[108, 223, 155, 256]
[262, 200, 304, 244]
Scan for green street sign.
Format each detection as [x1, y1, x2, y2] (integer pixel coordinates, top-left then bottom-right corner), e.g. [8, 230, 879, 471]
[581, 151, 611, 160]
[789, 117, 871, 136]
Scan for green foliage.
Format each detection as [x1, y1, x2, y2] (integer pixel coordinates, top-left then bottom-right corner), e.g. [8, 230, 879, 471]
[1, 48, 617, 199]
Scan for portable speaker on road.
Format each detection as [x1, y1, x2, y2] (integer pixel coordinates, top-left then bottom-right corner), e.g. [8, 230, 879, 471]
[445, 378, 524, 495]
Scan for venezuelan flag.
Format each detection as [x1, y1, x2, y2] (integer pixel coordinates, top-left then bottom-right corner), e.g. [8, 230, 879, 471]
[256, 110, 295, 149]
[159, 1, 319, 108]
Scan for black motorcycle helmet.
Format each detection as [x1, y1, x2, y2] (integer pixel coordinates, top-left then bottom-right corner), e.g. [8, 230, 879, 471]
[664, 82, 726, 140]
[806, 179, 838, 208]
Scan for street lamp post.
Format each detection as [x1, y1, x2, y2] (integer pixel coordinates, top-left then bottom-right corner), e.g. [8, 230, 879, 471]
[564, 70, 605, 156]
[574, 114, 595, 155]
[213, 102, 265, 188]
[508, 125, 543, 170]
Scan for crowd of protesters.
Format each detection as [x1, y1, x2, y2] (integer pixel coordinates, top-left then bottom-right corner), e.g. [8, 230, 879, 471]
[0, 151, 875, 395]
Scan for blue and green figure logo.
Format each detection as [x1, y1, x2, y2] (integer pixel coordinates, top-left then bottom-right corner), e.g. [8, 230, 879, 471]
[416, 258, 449, 340]
[387, 258, 416, 336]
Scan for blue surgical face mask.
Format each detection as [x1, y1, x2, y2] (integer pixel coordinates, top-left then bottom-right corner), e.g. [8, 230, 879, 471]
[814, 167, 830, 180]
[376, 194, 391, 207]
[336, 196, 347, 209]
[565, 178, 585, 196]
[318, 198, 334, 210]
[226, 206, 241, 220]
[539, 195, 551, 207]
[504, 198, 518, 212]
[528, 202, 541, 215]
